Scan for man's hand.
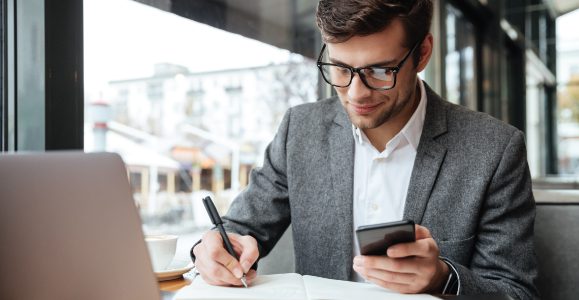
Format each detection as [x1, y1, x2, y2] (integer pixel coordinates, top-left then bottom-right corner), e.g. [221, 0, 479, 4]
[192, 231, 259, 286]
[353, 225, 449, 294]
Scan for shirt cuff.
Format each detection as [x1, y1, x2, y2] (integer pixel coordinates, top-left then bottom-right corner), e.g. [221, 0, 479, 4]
[190, 239, 203, 264]
[439, 257, 461, 295]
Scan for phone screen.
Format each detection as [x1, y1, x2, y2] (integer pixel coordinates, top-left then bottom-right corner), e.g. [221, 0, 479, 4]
[356, 220, 415, 256]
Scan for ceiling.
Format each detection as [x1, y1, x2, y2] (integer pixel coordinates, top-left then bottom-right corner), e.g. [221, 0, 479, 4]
[544, 0, 579, 17]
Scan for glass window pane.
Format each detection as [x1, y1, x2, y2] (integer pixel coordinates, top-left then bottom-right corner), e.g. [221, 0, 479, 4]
[556, 9, 579, 175]
[83, 0, 319, 252]
[445, 4, 478, 110]
[16, 0, 45, 150]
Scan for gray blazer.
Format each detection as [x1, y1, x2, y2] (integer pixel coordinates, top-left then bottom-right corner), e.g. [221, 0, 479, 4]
[223, 83, 538, 300]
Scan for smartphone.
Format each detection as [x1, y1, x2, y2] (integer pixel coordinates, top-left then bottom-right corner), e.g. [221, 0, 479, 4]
[355, 220, 415, 256]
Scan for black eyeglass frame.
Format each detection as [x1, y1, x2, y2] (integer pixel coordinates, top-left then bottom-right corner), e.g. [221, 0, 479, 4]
[316, 41, 420, 91]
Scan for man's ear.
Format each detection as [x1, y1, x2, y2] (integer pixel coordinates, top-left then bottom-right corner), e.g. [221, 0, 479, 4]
[416, 33, 433, 73]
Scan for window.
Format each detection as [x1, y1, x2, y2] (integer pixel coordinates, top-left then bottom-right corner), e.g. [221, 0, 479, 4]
[147, 81, 164, 101]
[444, 4, 478, 110]
[556, 10, 579, 175]
[84, 0, 320, 236]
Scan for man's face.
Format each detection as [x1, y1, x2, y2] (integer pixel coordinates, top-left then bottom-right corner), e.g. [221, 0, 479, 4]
[325, 21, 425, 130]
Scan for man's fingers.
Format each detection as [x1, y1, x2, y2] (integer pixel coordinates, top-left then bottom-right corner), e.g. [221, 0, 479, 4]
[355, 255, 418, 274]
[387, 241, 413, 258]
[388, 238, 437, 258]
[244, 269, 257, 285]
[198, 231, 245, 280]
[360, 267, 417, 285]
[195, 231, 260, 287]
[223, 234, 259, 273]
[198, 273, 228, 286]
[199, 271, 234, 287]
[234, 235, 259, 272]
[194, 255, 242, 286]
[223, 257, 237, 270]
[246, 269, 257, 280]
[387, 226, 438, 258]
[212, 257, 246, 286]
[353, 225, 446, 294]
[414, 224, 432, 240]
[366, 275, 416, 294]
[354, 263, 416, 285]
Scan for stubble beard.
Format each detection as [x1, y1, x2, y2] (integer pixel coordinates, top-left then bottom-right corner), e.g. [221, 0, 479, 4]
[346, 93, 411, 130]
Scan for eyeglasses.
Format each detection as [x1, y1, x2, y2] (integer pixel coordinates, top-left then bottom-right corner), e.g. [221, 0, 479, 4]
[316, 41, 419, 91]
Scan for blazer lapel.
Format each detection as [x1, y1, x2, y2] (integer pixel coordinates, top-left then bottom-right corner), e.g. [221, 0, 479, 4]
[404, 84, 448, 224]
[323, 89, 448, 277]
[327, 100, 355, 280]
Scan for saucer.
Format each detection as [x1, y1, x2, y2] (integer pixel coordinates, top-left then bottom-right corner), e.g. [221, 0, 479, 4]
[154, 259, 194, 281]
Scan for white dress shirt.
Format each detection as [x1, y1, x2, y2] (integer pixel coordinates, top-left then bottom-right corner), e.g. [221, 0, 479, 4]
[352, 80, 427, 282]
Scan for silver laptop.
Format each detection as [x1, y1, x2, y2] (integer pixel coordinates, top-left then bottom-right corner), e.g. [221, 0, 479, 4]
[0, 152, 160, 300]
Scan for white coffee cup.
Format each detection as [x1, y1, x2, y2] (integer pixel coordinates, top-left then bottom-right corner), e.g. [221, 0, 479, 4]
[145, 234, 178, 272]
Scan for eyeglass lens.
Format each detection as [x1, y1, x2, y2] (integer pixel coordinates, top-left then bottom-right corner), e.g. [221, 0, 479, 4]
[320, 65, 396, 89]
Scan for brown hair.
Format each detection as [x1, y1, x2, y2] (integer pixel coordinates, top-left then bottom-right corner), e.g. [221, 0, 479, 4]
[316, 0, 433, 65]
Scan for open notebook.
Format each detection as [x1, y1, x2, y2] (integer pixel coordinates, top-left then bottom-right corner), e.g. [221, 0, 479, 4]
[175, 273, 438, 300]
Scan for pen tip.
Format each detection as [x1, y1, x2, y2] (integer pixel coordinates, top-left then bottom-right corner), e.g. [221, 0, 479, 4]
[241, 276, 248, 288]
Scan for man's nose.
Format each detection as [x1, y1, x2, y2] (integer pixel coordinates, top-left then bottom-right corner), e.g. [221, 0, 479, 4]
[347, 73, 372, 102]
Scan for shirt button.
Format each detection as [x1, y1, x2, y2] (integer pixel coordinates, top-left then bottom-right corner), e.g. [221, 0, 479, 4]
[371, 203, 379, 211]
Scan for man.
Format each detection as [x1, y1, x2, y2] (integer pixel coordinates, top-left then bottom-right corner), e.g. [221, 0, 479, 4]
[191, 1, 538, 299]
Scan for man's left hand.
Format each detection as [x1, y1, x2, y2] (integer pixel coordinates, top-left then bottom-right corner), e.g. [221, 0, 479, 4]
[353, 224, 449, 294]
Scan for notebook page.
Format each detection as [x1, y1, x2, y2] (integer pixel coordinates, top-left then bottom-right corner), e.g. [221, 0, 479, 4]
[303, 275, 439, 300]
[174, 273, 307, 300]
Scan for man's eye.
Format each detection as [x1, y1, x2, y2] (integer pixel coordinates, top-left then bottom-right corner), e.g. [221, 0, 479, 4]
[368, 68, 385, 76]
[336, 66, 350, 74]
[368, 68, 392, 80]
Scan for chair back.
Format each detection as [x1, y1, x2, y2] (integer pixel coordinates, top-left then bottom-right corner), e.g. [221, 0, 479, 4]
[535, 203, 579, 300]
[257, 226, 295, 275]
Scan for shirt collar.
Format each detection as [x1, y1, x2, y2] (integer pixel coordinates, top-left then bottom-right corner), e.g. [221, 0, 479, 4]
[401, 79, 427, 150]
[351, 79, 427, 151]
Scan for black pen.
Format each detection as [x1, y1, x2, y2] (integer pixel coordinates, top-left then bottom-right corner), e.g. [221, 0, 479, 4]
[202, 196, 248, 288]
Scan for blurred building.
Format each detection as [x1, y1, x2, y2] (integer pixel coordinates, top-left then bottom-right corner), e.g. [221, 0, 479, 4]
[86, 59, 317, 220]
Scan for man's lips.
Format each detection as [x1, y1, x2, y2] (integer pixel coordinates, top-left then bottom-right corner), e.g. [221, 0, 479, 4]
[350, 102, 382, 115]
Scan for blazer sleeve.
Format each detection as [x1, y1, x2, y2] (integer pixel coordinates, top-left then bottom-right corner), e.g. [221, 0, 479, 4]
[445, 130, 539, 300]
[221, 108, 293, 259]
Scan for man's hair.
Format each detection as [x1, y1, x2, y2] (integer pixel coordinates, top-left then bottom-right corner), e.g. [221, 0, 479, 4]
[315, 0, 433, 65]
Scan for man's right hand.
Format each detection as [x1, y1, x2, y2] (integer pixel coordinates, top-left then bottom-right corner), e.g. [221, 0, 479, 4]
[192, 230, 259, 286]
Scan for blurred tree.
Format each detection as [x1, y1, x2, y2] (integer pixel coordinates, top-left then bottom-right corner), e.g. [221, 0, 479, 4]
[558, 73, 579, 123]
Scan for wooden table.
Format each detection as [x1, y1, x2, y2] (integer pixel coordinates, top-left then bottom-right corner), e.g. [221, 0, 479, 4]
[159, 273, 195, 300]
